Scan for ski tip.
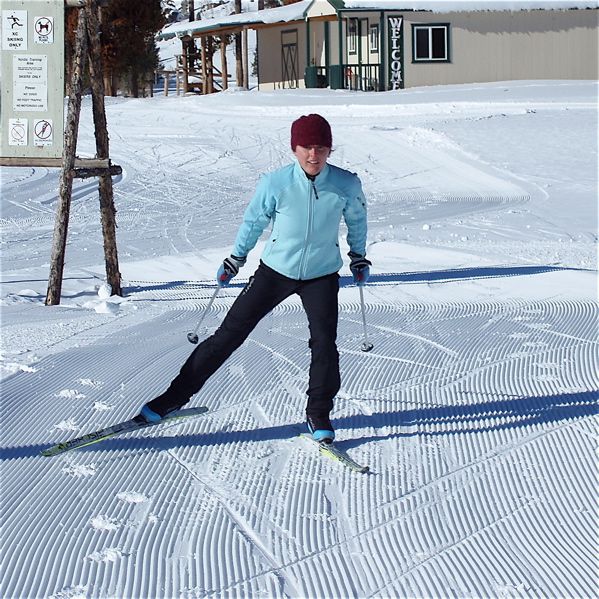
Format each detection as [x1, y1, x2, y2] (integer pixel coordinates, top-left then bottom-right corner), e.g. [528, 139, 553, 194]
[41, 446, 64, 457]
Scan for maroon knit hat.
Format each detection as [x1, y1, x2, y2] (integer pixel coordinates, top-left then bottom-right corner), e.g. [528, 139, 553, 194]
[290, 114, 332, 150]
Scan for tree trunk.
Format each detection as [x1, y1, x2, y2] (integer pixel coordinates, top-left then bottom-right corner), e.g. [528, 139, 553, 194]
[234, 0, 243, 87]
[235, 33, 243, 87]
[85, 0, 122, 297]
[207, 36, 213, 93]
[220, 38, 228, 90]
[46, 11, 88, 305]
[242, 28, 249, 90]
[200, 36, 207, 94]
[130, 67, 139, 98]
[189, 0, 195, 21]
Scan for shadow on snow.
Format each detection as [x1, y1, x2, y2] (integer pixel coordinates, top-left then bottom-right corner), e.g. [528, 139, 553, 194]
[1, 265, 588, 297]
[120, 264, 589, 298]
[2, 390, 597, 461]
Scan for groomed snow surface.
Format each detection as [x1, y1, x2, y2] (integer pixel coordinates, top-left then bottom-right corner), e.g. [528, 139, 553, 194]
[1, 80, 598, 599]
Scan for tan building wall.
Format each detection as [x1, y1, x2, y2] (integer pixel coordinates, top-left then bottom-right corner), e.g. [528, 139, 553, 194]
[257, 8, 598, 90]
[403, 9, 598, 87]
[258, 23, 308, 90]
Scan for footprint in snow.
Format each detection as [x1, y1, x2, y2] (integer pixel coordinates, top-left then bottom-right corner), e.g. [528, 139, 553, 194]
[90, 514, 121, 533]
[86, 547, 124, 562]
[61, 463, 97, 478]
[52, 418, 79, 432]
[78, 378, 103, 388]
[116, 491, 148, 504]
[48, 585, 88, 599]
[54, 389, 86, 400]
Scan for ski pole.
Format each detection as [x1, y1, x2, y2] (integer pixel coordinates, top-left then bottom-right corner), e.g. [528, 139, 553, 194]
[359, 285, 374, 352]
[187, 285, 221, 344]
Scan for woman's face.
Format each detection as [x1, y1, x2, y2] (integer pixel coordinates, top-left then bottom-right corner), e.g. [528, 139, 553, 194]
[293, 144, 331, 176]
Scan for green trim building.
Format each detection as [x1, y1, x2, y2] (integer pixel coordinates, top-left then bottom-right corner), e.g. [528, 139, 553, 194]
[160, 0, 598, 92]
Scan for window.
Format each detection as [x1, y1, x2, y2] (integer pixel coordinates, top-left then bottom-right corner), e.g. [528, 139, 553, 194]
[348, 18, 358, 55]
[412, 24, 450, 62]
[369, 24, 379, 53]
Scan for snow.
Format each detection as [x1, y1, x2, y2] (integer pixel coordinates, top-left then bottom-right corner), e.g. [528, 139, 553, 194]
[159, 1, 311, 40]
[341, 0, 598, 11]
[1, 80, 598, 598]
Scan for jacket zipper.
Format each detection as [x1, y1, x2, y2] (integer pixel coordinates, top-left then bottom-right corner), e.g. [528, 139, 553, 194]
[299, 179, 316, 279]
[311, 180, 319, 200]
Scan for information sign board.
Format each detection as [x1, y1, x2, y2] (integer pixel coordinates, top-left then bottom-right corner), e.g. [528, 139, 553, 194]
[1, 0, 64, 164]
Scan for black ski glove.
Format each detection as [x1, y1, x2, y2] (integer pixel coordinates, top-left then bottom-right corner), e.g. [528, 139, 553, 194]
[349, 253, 372, 286]
[217, 255, 247, 286]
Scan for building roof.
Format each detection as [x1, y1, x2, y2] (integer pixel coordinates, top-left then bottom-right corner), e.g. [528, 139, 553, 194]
[158, 1, 313, 40]
[340, 0, 597, 11]
[157, 0, 598, 40]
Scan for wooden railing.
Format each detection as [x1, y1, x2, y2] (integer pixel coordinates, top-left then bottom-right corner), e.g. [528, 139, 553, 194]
[308, 64, 382, 92]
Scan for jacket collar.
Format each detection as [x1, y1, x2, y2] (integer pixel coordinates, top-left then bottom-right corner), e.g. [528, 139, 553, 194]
[293, 160, 330, 186]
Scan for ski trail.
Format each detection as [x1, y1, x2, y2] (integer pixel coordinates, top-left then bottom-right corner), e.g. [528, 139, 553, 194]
[165, 448, 303, 598]
[2, 82, 598, 598]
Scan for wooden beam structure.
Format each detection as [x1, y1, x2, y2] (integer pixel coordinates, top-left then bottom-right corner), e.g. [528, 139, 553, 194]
[46, 0, 122, 305]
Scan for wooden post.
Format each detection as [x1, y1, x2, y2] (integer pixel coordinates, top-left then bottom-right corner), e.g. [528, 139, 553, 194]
[46, 9, 88, 305]
[242, 28, 249, 90]
[85, 0, 122, 297]
[200, 36, 207, 94]
[164, 72, 170, 96]
[207, 37, 214, 93]
[182, 40, 190, 94]
[234, 0, 243, 87]
[220, 38, 228, 90]
[46, 0, 122, 306]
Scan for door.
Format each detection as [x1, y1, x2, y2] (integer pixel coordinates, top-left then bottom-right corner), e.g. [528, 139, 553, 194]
[281, 29, 299, 89]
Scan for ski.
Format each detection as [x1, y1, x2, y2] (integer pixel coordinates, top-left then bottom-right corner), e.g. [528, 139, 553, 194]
[41, 406, 209, 457]
[300, 433, 369, 473]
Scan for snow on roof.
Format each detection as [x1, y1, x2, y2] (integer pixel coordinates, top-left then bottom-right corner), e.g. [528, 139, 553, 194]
[340, 0, 598, 11]
[158, 0, 597, 39]
[158, 0, 313, 40]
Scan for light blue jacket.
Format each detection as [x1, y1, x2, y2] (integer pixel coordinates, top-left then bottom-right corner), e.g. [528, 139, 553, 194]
[232, 160, 368, 280]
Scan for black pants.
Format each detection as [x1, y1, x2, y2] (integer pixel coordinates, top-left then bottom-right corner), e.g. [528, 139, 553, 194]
[148, 262, 341, 418]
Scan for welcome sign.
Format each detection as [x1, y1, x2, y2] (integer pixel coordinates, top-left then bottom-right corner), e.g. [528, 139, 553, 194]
[388, 16, 404, 90]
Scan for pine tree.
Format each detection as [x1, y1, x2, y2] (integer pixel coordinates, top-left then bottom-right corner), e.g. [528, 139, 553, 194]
[101, 0, 166, 97]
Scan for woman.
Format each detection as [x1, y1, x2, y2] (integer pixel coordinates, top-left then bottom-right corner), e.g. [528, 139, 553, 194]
[138, 114, 371, 444]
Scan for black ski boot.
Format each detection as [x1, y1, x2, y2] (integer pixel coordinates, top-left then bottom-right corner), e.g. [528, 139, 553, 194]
[307, 413, 335, 444]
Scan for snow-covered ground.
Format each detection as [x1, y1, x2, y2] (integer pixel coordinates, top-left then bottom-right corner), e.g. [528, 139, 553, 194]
[1, 80, 598, 599]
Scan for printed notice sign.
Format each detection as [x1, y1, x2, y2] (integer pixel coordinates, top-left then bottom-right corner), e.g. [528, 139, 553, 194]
[33, 118, 53, 146]
[2, 9, 27, 51]
[1, 0, 64, 163]
[34, 16, 53, 44]
[8, 118, 28, 146]
[13, 54, 48, 111]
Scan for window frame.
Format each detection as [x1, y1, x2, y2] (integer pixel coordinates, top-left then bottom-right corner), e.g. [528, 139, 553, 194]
[348, 17, 359, 55]
[412, 23, 451, 63]
[369, 24, 379, 54]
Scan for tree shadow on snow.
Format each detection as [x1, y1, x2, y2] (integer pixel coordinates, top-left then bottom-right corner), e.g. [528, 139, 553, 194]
[120, 264, 590, 299]
[337, 389, 599, 451]
[2, 390, 596, 460]
[339, 264, 590, 288]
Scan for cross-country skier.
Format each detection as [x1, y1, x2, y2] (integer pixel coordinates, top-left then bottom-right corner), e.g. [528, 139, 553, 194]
[136, 114, 370, 444]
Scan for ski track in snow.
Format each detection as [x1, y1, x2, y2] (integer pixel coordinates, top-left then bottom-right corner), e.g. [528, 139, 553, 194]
[1, 82, 598, 599]
[1, 294, 597, 598]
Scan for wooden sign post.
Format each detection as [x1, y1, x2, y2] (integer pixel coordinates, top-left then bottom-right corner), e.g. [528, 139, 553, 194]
[0, 0, 122, 305]
[46, 0, 122, 305]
